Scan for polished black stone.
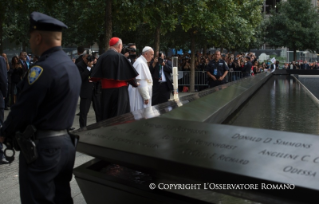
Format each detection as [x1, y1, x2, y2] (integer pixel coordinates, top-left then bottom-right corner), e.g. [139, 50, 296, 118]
[74, 71, 319, 203]
[77, 117, 319, 195]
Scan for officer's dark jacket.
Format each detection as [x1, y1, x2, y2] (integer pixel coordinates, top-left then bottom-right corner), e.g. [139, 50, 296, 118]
[77, 60, 93, 98]
[206, 59, 229, 77]
[1, 46, 81, 137]
[243, 61, 253, 75]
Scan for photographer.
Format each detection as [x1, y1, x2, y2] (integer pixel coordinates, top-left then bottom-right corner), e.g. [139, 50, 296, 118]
[77, 53, 95, 128]
[91, 53, 102, 123]
[150, 52, 173, 105]
[122, 43, 137, 64]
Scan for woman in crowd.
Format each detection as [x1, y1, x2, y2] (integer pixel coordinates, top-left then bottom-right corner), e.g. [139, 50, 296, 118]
[11, 56, 24, 104]
[251, 61, 258, 75]
[182, 59, 191, 71]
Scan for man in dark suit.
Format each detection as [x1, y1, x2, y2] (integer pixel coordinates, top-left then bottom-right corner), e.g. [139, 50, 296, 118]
[77, 53, 94, 128]
[149, 52, 173, 106]
[0, 56, 8, 164]
[75, 46, 85, 64]
[302, 60, 310, 70]
[19, 52, 28, 77]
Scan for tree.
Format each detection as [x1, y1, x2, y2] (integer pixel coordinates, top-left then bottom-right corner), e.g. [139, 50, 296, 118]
[264, 0, 319, 60]
[0, 0, 16, 53]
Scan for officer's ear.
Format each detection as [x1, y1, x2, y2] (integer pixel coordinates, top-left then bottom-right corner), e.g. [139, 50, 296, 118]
[33, 31, 43, 46]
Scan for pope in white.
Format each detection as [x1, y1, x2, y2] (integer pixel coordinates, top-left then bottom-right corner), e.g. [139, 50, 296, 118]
[129, 46, 154, 111]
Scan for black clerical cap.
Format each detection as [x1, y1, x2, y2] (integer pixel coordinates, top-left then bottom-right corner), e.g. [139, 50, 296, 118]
[30, 12, 68, 32]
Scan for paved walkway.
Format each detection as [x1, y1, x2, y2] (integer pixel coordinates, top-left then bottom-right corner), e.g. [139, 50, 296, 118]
[0, 92, 193, 204]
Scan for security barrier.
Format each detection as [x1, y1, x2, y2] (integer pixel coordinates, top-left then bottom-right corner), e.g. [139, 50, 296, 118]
[178, 71, 243, 87]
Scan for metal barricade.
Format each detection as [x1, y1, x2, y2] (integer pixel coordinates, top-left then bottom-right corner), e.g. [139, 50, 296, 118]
[178, 71, 243, 87]
[227, 71, 243, 82]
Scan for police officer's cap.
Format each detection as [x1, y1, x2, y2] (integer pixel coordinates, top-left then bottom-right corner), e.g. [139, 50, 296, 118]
[30, 12, 68, 32]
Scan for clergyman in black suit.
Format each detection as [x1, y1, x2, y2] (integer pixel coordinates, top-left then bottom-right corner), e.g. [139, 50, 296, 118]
[149, 52, 173, 106]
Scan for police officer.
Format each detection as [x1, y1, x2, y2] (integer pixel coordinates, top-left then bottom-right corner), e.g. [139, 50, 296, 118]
[206, 50, 229, 88]
[243, 56, 253, 77]
[0, 12, 81, 203]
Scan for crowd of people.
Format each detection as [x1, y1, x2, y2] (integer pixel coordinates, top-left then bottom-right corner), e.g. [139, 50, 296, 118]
[0, 52, 39, 110]
[178, 52, 273, 74]
[3, 49, 319, 116]
[4, 49, 318, 118]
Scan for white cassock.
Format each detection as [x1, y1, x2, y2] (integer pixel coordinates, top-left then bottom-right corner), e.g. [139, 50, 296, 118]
[128, 55, 153, 111]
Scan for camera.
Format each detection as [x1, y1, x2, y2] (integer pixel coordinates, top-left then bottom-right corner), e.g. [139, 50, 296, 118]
[86, 55, 95, 62]
[158, 52, 164, 64]
[121, 44, 137, 63]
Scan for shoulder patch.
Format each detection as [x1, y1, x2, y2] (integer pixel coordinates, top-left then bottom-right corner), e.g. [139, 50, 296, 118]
[28, 66, 43, 85]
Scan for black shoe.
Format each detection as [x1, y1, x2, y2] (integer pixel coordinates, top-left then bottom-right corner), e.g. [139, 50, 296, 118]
[76, 112, 80, 116]
[0, 158, 9, 165]
[69, 127, 75, 130]
[4, 107, 9, 110]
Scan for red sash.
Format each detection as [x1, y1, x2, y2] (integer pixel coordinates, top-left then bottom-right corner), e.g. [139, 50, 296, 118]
[101, 79, 128, 89]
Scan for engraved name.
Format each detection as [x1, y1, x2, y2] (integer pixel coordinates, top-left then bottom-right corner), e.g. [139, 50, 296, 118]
[182, 149, 248, 165]
[217, 154, 249, 165]
[231, 134, 262, 142]
[85, 132, 158, 149]
[273, 139, 311, 149]
[283, 166, 316, 177]
[259, 149, 299, 160]
[144, 122, 207, 135]
[232, 134, 312, 149]
[163, 135, 237, 150]
[110, 127, 146, 136]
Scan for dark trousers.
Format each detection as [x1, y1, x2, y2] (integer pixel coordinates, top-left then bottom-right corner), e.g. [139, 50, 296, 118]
[19, 135, 75, 204]
[79, 97, 91, 128]
[92, 91, 102, 123]
[152, 82, 170, 106]
[208, 79, 226, 88]
[101, 86, 130, 120]
[79, 90, 102, 127]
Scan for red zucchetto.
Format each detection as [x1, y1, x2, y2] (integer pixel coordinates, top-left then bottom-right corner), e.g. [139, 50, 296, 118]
[109, 37, 120, 46]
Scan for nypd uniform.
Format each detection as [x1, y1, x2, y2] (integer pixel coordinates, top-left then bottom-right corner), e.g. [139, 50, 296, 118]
[206, 59, 229, 88]
[1, 12, 81, 203]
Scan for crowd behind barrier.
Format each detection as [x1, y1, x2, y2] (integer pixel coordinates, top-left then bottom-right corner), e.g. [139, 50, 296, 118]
[3, 49, 318, 105]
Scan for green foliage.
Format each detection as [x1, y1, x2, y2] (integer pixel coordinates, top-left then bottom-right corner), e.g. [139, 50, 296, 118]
[264, 0, 319, 59]
[1, 0, 265, 57]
